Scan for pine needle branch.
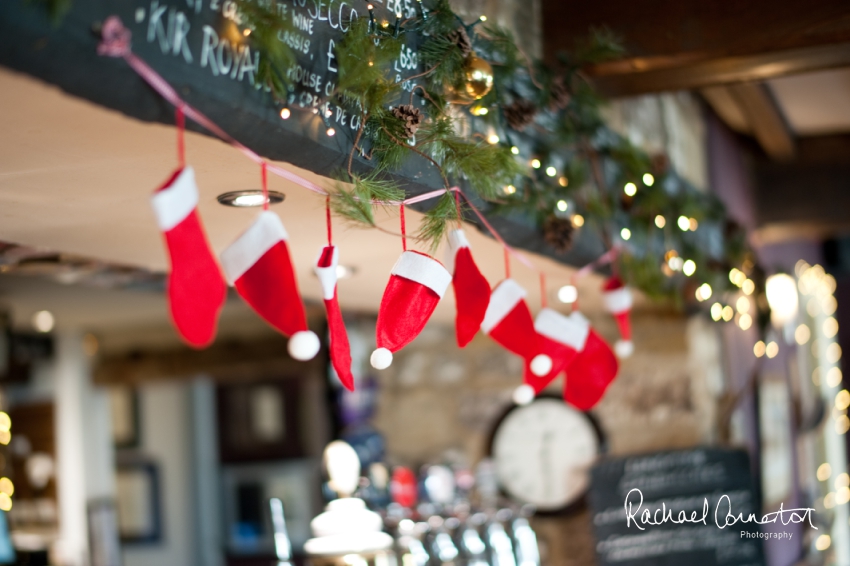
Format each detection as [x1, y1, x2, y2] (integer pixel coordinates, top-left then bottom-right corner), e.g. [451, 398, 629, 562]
[418, 191, 459, 251]
[330, 172, 405, 230]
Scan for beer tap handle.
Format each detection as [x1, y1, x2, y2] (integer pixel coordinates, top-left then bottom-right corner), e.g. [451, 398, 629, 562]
[269, 498, 292, 566]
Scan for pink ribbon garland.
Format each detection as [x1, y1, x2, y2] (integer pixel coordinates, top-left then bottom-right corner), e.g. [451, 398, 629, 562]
[97, 16, 616, 287]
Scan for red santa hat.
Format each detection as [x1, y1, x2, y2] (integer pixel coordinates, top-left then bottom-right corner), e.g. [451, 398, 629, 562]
[371, 251, 452, 369]
[602, 276, 634, 358]
[481, 279, 552, 377]
[220, 211, 320, 361]
[563, 311, 619, 410]
[446, 229, 490, 348]
[151, 166, 226, 348]
[315, 245, 354, 391]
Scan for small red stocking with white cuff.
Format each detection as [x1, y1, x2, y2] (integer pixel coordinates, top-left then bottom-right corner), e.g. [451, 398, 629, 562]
[520, 308, 584, 395]
[563, 312, 619, 410]
[481, 279, 552, 377]
[602, 276, 634, 358]
[315, 245, 355, 390]
[447, 229, 490, 348]
[220, 211, 320, 361]
[370, 251, 452, 369]
[151, 166, 226, 348]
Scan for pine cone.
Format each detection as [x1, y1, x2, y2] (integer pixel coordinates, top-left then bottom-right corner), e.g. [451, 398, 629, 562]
[650, 153, 670, 176]
[550, 76, 571, 110]
[543, 215, 575, 253]
[447, 26, 472, 58]
[503, 99, 537, 131]
[392, 104, 422, 139]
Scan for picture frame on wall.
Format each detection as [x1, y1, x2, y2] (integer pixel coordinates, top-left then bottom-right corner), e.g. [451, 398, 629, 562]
[108, 387, 140, 449]
[115, 461, 161, 544]
[217, 379, 306, 462]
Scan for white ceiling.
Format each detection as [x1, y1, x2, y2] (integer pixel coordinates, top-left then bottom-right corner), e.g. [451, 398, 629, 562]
[769, 68, 850, 136]
[0, 67, 607, 345]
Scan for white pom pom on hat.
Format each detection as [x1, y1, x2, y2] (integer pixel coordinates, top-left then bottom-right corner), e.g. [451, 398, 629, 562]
[614, 339, 634, 359]
[370, 347, 393, 370]
[288, 330, 321, 361]
[512, 384, 536, 405]
[530, 354, 553, 376]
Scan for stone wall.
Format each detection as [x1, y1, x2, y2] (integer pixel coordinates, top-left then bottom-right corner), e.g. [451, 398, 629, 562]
[371, 311, 722, 464]
[367, 309, 725, 565]
[450, 0, 542, 58]
[603, 93, 709, 191]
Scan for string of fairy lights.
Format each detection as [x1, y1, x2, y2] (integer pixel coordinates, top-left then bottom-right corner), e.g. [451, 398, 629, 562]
[0, 412, 13, 513]
[687, 256, 847, 555]
[797, 261, 846, 558]
[752, 261, 842, 555]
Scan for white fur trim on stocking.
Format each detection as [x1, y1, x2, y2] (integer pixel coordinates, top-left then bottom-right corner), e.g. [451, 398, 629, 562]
[530, 354, 553, 376]
[151, 166, 199, 231]
[288, 330, 320, 361]
[391, 252, 452, 299]
[481, 279, 526, 334]
[534, 308, 590, 351]
[603, 286, 633, 314]
[220, 211, 289, 285]
[615, 340, 634, 359]
[314, 246, 340, 300]
[445, 229, 470, 272]
[371, 347, 393, 370]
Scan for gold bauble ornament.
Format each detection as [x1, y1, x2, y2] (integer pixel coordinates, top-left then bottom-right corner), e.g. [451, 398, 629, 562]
[446, 55, 494, 104]
[463, 55, 494, 100]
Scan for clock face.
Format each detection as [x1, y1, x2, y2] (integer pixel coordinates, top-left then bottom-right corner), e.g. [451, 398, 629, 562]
[491, 398, 600, 511]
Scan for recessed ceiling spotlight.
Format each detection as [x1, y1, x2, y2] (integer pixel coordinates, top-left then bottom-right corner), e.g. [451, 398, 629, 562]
[217, 190, 286, 207]
[32, 310, 54, 333]
[314, 265, 357, 280]
[335, 265, 357, 279]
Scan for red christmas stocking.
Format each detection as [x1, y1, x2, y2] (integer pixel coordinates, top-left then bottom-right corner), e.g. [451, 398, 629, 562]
[151, 166, 226, 348]
[520, 308, 585, 394]
[220, 211, 320, 361]
[370, 251, 452, 369]
[563, 312, 619, 410]
[481, 279, 552, 376]
[315, 245, 354, 391]
[447, 229, 490, 348]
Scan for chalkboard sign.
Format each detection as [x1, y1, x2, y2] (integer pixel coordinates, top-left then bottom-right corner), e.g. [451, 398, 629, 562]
[0, 0, 428, 180]
[589, 448, 767, 566]
[0, 0, 605, 267]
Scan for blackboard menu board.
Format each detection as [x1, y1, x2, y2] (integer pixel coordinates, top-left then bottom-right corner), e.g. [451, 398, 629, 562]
[589, 448, 766, 566]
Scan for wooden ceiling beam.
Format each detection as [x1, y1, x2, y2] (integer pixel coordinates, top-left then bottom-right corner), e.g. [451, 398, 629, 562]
[543, 0, 850, 61]
[542, 0, 850, 96]
[727, 82, 795, 161]
[586, 43, 850, 97]
[701, 82, 795, 161]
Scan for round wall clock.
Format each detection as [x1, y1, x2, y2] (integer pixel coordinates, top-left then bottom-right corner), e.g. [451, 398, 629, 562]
[488, 396, 605, 513]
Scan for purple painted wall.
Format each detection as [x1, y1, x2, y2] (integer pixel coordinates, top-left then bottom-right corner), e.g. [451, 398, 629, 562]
[707, 112, 817, 566]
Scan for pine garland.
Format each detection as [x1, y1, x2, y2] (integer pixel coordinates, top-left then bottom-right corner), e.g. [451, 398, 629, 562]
[229, 0, 753, 301]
